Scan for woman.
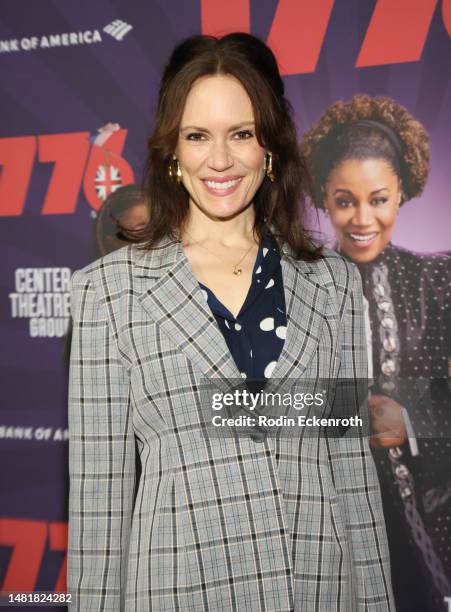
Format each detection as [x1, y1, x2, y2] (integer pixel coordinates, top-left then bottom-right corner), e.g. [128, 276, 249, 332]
[300, 94, 451, 612]
[68, 36, 393, 611]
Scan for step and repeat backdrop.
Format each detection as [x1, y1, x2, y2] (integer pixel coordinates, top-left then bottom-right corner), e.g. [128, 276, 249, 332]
[1, 1, 450, 610]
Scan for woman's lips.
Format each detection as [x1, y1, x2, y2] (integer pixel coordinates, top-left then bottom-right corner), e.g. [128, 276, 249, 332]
[347, 232, 378, 248]
[201, 177, 243, 196]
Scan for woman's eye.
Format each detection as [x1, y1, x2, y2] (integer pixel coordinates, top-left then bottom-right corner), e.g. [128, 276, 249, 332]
[336, 199, 352, 208]
[233, 130, 254, 140]
[186, 132, 206, 141]
[372, 197, 388, 205]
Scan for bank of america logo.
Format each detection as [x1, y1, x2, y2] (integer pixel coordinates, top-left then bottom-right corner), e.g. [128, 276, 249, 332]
[103, 20, 133, 41]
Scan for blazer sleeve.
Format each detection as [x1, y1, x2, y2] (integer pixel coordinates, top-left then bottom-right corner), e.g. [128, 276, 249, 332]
[67, 269, 135, 611]
[326, 262, 395, 610]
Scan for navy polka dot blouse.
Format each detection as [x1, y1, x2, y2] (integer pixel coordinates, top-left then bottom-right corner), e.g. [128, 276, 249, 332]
[199, 231, 287, 380]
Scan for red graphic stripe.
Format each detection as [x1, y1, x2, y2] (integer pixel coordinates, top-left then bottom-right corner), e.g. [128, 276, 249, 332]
[267, 0, 335, 75]
[356, 0, 438, 67]
[201, 0, 250, 36]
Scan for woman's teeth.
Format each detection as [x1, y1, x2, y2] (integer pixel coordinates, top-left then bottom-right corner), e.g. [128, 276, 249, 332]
[349, 232, 377, 242]
[204, 178, 241, 190]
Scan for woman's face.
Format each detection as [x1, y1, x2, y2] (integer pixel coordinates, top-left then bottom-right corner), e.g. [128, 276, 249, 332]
[175, 74, 267, 221]
[323, 158, 402, 263]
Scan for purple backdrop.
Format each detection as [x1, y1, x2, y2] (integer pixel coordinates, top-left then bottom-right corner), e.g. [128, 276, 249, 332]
[1, 0, 450, 604]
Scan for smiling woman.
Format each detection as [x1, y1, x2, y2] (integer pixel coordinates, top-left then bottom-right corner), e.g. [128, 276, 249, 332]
[141, 33, 318, 262]
[175, 73, 273, 315]
[176, 75, 265, 219]
[68, 37, 394, 611]
[301, 94, 451, 612]
[323, 157, 402, 263]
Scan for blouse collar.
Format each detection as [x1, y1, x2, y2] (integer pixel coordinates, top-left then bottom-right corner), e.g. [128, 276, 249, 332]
[200, 230, 281, 321]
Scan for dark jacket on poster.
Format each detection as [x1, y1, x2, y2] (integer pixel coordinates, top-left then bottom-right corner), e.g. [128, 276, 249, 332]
[355, 243, 451, 611]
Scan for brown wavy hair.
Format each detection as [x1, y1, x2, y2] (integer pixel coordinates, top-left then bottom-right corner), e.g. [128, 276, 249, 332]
[300, 94, 430, 208]
[140, 33, 321, 260]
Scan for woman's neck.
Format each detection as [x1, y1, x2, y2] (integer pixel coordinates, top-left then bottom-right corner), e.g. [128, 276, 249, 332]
[182, 200, 256, 247]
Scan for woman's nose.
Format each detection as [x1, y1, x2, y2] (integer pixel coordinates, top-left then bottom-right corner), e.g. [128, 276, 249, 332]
[207, 140, 233, 171]
[352, 203, 374, 226]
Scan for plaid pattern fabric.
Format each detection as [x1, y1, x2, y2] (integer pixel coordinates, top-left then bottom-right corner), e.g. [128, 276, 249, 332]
[68, 238, 394, 611]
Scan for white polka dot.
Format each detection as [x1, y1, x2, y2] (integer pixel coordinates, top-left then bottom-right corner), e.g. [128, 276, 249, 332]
[263, 247, 268, 257]
[201, 289, 208, 301]
[235, 323, 242, 330]
[250, 349, 253, 358]
[240, 372, 247, 378]
[256, 265, 262, 274]
[264, 361, 277, 378]
[260, 317, 274, 331]
[275, 326, 287, 339]
[265, 278, 275, 289]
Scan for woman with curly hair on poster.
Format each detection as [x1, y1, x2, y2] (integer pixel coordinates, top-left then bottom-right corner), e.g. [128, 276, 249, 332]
[301, 94, 451, 612]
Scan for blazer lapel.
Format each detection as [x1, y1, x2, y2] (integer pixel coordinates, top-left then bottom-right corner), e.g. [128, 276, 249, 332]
[134, 239, 242, 387]
[134, 238, 329, 388]
[268, 246, 329, 381]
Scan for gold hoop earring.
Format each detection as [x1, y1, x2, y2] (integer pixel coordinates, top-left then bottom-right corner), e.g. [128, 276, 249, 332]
[168, 156, 182, 183]
[265, 153, 275, 182]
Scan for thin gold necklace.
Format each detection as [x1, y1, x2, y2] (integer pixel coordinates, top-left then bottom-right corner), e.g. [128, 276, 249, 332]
[184, 231, 256, 276]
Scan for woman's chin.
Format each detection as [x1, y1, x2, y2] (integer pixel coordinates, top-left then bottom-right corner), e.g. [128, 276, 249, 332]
[340, 241, 384, 264]
[191, 197, 253, 221]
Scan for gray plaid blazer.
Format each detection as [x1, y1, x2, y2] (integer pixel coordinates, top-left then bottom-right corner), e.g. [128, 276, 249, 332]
[68, 237, 395, 611]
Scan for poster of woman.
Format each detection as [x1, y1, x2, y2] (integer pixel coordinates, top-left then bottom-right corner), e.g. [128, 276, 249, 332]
[301, 94, 451, 612]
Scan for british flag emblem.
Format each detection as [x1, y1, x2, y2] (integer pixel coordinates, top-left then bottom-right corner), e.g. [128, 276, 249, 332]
[94, 164, 123, 200]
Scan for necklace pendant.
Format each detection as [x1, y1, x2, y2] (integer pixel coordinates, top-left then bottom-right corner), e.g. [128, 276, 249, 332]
[233, 268, 242, 276]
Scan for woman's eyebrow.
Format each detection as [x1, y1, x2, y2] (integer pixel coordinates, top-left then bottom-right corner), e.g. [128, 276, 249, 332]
[180, 121, 255, 133]
[370, 187, 389, 194]
[333, 187, 389, 195]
